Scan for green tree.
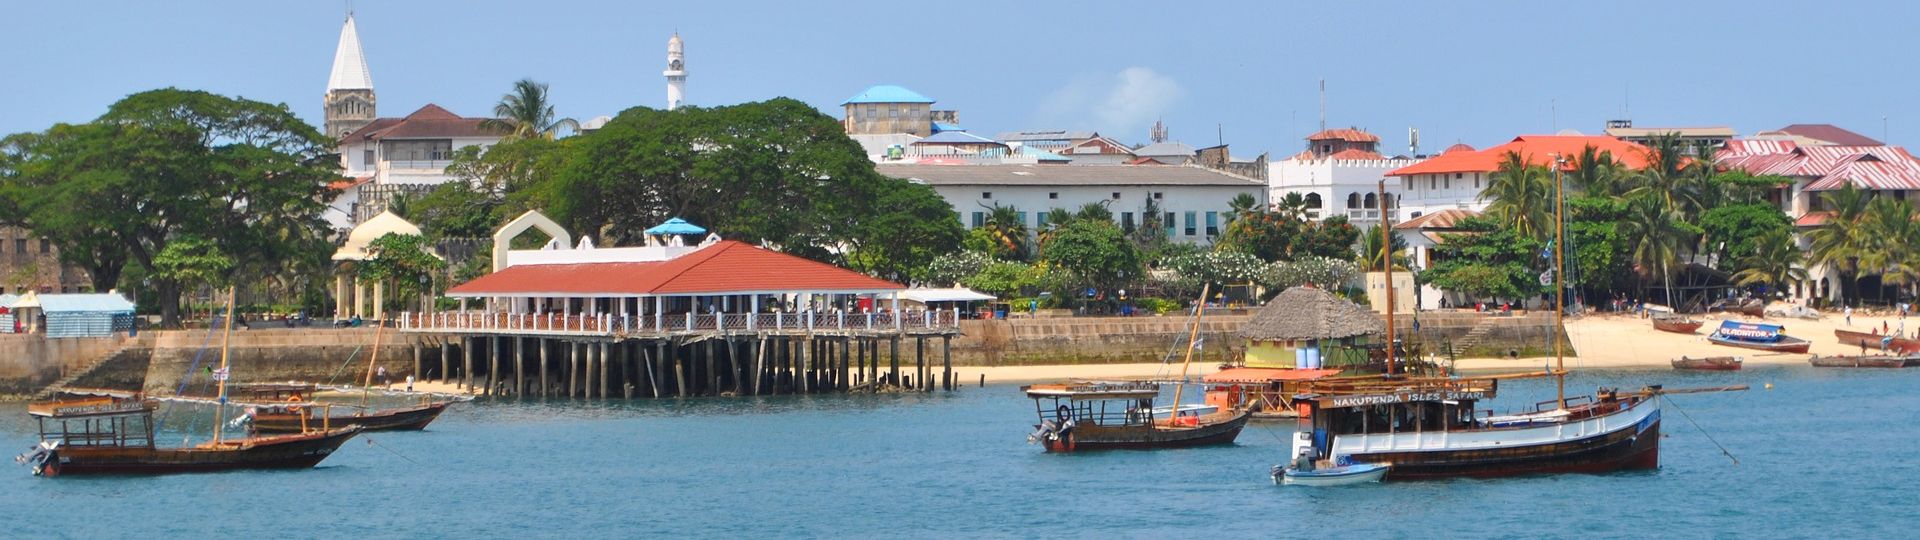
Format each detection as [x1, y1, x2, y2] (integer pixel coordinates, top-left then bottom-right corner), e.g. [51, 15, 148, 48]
[409, 181, 501, 238]
[480, 78, 578, 140]
[356, 233, 449, 312]
[842, 181, 964, 283]
[1568, 145, 1627, 198]
[1481, 151, 1555, 240]
[1699, 203, 1793, 269]
[1225, 192, 1261, 223]
[1421, 217, 1545, 302]
[151, 235, 233, 301]
[1041, 219, 1142, 298]
[1731, 230, 1807, 298]
[1, 89, 336, 325]
[1270, 192, 1310, 221]
[1356, 226, 1408, 272]
[1619, 198, 1694, 307]
[1807, 184, 1872, 306]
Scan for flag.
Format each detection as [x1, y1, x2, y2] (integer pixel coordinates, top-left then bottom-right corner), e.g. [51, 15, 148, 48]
[212, 367, 230, 382]
[1191, 337, 1206, 350]
[1538, 269, 1555, 286]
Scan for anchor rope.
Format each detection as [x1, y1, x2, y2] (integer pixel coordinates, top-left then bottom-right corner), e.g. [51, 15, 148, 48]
[363, 436, 420, 465]
[1664, 394, 1740, 466]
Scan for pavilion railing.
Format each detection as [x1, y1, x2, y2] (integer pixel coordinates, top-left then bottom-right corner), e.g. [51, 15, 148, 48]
[397, 308, 960, 336]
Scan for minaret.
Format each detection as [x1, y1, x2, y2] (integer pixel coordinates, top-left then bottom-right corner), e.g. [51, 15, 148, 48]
[324, 13, 377, 138]
[664, 33, 686, 110]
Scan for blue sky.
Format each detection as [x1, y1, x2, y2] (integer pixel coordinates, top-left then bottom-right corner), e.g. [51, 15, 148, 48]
[6, 1, 1917, 156]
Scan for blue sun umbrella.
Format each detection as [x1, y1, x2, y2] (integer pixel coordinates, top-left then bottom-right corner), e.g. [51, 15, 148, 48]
[645, 218, 707, 236]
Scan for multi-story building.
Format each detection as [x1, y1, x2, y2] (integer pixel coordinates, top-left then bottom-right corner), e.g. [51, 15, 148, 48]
[1602, 120, 1733, 157]
[1387, 135, 1651, 220]
[1270, 128, 1424, 224]
[876, 163, 1266, 245]
[0, 226, 91, 294]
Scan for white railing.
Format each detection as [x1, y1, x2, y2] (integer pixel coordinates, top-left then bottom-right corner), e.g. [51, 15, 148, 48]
[397, 308, 961, 336]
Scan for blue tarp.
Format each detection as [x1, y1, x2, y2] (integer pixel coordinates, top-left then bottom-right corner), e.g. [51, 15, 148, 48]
[645, 218, 707, 235]
[1715, 320, 1782, 343]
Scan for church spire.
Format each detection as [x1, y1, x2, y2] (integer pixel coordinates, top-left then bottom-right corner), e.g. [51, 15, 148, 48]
[329, 14, 373, 91]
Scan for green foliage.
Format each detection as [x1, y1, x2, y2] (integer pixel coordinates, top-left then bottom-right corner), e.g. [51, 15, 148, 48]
[356, 233, 449, 304]
[1422, 217, 1545, 301]
[479, 79, 578, 140]
[1731, 230, 1807, 295]
[961, 261, 1044, 297]
[151, 235, 233, 292]
[409, 181, 501, 238]
[921, 251, 992, 287]
[1357, 226, 1409, 272]
[1133, 297, 1182, 315]
[1482, 151, 1555, 240]
[1700, 203, 1792, 267]
[1040, 219, 1142, 293]
[1216, 209, 1358, 262]
[1267, 256, 1360, 291]
[1162, 250, 1267, 288]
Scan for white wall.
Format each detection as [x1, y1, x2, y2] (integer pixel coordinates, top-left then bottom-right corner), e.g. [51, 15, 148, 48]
[338, 135, 501, 184]
[1396, 171, 1490, 219]
[1270, 157, 1422, 222]
[933, 184, 1264, 245]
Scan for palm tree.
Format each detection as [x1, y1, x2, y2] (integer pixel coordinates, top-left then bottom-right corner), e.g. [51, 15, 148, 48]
[1624, 133, 1702, 215]
[1619, 198, 1688, 307]
[480, 78, 579, 140]
[1074, 201, 1114, 223]
[1807, 184, 1872, 306]
[1569, 145, 1626, 198]
[1731, 230, 1808, 298]
[1861, 196, 1920, 301]
[1481, 151, 1554, 240]
[1036, 207, 1076, 254]
[1356, 226, 1409, 272]
[1225, 193, 1260, 223]
[979, 204, 1030, 260]
[1272, 192, 1309, 221]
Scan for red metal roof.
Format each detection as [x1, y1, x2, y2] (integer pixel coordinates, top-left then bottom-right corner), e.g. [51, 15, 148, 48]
[1389, 135, 1652, 176]
[1327, 148, 1385, 160]
[1776, 124, 1883, 146]
[1795, 211, 1833, 228]
[1306, 128, 1380, 143]
[446, 240, 903, 297]
[342, 104, 506, 141]
[1716, 139, 1920, 191]
[1202, 368, 1342, 384]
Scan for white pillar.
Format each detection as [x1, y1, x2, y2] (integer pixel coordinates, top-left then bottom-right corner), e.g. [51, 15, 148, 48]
[353, 280, 366, 318]
[372, 281, 385, 321]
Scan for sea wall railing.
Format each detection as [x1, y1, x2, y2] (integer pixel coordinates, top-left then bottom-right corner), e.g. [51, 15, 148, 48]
[396, 308, 962, 336]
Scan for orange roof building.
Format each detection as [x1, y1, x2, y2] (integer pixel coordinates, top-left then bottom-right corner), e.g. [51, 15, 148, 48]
[1388, 135, 1652, 225]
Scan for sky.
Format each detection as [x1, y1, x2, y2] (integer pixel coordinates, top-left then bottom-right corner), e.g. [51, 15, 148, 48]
[6, 1, 1919, 157]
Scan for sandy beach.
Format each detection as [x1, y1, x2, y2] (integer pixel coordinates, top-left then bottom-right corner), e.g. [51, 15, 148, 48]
[1458, 310, 1898, 371]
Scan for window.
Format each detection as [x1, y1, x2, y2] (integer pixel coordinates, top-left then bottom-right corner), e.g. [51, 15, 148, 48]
[1444, 177, 1451, 189]
[1048, 192, 1058, 200]
[865, 105, 876, 118]
[1455, 173, 1463, 179]
[1035, 212, 1049, 229]
[1165, 212, 1176, 234]
[1184, 211, 1197, 236]
[1111, 192, 1120, 200]
[39, 239, 50, 254]
[1429, 176, 1436, 190]
[1122, 212, 1136, 232]
[971, 212, 985, 228]
[1347, 193, 1361, 209]
[890, 107, 900, 118]
[981, 191, 992, 199]
[1474, 174, 1481, 189]
[1305, 193, 1323, 209]
[1321, 144, 1332, 154]
[13, 239, 24, 253]
[1205, 211, 1219, 236]
[1153, 192, 1163, 199]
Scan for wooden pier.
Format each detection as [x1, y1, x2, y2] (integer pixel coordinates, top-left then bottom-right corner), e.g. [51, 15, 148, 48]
[395, 310, 963, 398]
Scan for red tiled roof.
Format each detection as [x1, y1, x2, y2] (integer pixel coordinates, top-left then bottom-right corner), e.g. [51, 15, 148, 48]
[1777, 124, 1883, 146]
[1795, 211, 1833, 228]
[328, 176, 374, 191]
[1327, 148, 1385, 160]
[1443, 143, 1476, 154]
[1389, 135, 1652, 176]
[1306, 128, 1380, 143]
[1202, 368, 1342, 384]
[1393, 208, 1480, 230]
[342, 104, 507, 142]
[446, 240, 903, 296]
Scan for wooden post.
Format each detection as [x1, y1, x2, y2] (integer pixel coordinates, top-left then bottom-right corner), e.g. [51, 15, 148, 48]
[539, 338, 551, 398]
[943, 335, 953, 391]
[411, 343, 422, 384]
[463, 337, 475, 393]
[671, 341, 686, 398]
[514, 336, 525, 397]
[439, 341, 451, 383]
[569, 342, 580, 398]
[487, 337, 500, 396]
[752, 338, 766, 396]
[800, 337, 811, 393]
[646, 341, 661, 398]
[889, 337, 900, 387]
[705, 339, 718, 396]
[599, 341, 611, 399]
[916, 337, 926, 392]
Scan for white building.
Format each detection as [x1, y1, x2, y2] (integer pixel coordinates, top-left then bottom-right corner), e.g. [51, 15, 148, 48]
[664, 33, 687, 110]
[875, 164, 1266, 245]
[1387, 135, 1651, 221]
[1269, 128, 1424, 224]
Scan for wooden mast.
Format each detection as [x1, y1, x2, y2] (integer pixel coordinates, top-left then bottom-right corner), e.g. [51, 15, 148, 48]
[212, 285, 236, 445]
[361, 320, 386, 407]
[1379, 180, 1396, 375]
[1552, 155, 1567, 409]
[1167, 282, 1211, 421]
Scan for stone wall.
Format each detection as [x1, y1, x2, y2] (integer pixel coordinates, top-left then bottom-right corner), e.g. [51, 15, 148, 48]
[1391, 311, 1574, 358]
[0, 333, 141, 394]
[140, 328, 435, 395]
[948, 314, 1252, 366]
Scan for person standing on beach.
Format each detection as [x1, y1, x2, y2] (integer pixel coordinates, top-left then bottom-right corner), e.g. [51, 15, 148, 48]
[1845, 306, 1853, 326]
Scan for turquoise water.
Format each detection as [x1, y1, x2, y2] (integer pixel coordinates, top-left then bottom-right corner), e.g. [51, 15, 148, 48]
[1, 367, 1914, 538]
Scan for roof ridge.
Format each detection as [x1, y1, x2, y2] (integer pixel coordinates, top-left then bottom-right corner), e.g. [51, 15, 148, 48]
[643, 240, 737, 294]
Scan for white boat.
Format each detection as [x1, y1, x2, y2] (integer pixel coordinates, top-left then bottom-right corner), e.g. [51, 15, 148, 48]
[1273, 462, 1391, 486]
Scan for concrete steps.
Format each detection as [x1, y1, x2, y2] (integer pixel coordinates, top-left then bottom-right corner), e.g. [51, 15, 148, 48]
[33, 341, 140, 399]
[1449, 319, 1499, 357]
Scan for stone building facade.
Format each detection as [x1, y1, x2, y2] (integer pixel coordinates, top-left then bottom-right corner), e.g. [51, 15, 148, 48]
[0, 226, 91, 294]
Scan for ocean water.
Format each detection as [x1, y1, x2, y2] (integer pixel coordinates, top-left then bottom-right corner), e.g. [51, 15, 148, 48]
[1, 367, 1914, 539]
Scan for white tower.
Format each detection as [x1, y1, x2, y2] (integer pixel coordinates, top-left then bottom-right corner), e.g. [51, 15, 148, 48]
[664, 33, 686, 110]
[325, 13, 377, 138]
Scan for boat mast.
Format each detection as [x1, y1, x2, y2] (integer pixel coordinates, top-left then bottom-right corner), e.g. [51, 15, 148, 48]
[212, 285, 236, 445]
[1168, 282, 1211, 415]
[1379, 180, 1396, 376]
[1552, 154, 1567, 409]
[362, 320, 386, 408]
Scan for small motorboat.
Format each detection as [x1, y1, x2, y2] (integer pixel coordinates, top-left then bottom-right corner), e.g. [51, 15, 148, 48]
[1808, 354, 1918, 368]
[1272, 462, 1391, 486]
[1671, 356, 1743, 371]
[1833, 329, 1920, 354]
[1707, 321, 1810, 353]
[1652, 314, 1704, 334]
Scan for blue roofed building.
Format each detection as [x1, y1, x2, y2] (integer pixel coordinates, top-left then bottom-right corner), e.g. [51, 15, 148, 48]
[841, 84, 959, 137]
[5, 292, 137, 338]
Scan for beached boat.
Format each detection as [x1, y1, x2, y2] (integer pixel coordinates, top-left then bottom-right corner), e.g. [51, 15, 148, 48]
[16, 288, 361, 477]
[1272, 459, 1390, 486]
[1807, 354, 1917, 368]
[1652, 314, 1704, 334]
[1024, 382, 1250, 452]
[1709, 298, 1766, 317]
[1671, 356, 1743, 371]
[1707, 321, 1810, 353]
[1833, 329, 1920, 354]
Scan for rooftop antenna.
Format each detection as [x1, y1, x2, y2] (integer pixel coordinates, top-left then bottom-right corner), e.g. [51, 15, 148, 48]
[1624, 83, 1631, 120]
[1217, 123, 1224, 146]
[1318, 79, 1327, 132]
[1551, 98, 1558, 132]
[1884, 116, 1890, 143]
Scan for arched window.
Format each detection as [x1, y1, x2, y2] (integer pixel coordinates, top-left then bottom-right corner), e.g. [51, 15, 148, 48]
[1346, 193, 1361, 209]
[1304, 193, 1323, 209]
[1364, 193, 1378, 209]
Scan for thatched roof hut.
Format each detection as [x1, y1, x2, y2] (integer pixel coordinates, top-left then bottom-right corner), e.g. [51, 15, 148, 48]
[1239, 286, 1384, 341]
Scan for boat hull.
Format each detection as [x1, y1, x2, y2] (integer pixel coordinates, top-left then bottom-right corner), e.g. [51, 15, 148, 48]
[1279, 463, 1390, 486]
[39, 426, 362, 477]
[1808, 355, 1915, 368]
[1042, 410, 1250, 452]
[1671, 357, 1742, 371]
[251, 402, 450, 434]
[1652, 318, 1703, 334]
[1833, 329, 1920, 354]
[1707, 334, 1810, 354]
[1337, 400, 1661, 480]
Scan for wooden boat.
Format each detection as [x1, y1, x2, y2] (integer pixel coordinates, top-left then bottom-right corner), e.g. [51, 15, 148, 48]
[18, 396, 362, 476]
[1709, 298, 1766, 317]
[1651, 314, 1704, 334]
[1024, 382, 1250, 452]
[1807, 354, 1917, 368]
[245, 323, 455, 434]
[1202, 367, 1346, 419]
[1707, 321, 1810, 353]
[17, 288, 362, 477]
[1671, 356, 1743, 371]
[1273, 460, 1390, 486]
[1833, 329, 1920, 354]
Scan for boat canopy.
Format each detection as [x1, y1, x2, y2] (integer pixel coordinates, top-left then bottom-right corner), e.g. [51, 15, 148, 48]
[1023, 382, 1159, 401]
[28, 397, 153, 418]
[1203, 368, 1342, 384]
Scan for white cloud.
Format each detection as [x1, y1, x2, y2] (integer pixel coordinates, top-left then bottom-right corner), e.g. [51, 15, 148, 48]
[1033, 67, 1182, 139]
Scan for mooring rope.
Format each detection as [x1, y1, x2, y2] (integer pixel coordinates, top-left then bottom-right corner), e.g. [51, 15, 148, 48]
[1664, 394, 1740, 466]
[363, 436, 420, 465]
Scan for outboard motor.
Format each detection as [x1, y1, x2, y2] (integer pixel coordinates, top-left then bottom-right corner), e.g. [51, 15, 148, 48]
[15, 441, 58, 476]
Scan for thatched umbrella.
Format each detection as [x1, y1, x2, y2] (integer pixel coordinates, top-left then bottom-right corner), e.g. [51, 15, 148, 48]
[1239, 285, 1384, 342]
